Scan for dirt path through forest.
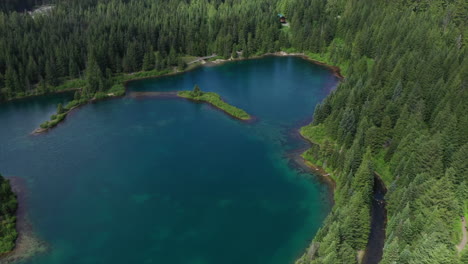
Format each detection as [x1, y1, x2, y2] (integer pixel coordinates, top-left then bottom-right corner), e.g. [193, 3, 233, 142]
[458, 216, 467, 252]
[187, 54, 218, 64]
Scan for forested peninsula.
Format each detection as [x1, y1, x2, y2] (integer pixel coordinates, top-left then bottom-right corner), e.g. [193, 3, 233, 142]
[0, 0, 467, 263]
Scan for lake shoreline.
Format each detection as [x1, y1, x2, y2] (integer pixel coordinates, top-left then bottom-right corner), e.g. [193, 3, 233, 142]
[0, 177, 48, 264]
[5, 88, 79, 103]
[291, 128, 336, 195]
[205, 51, 344, 80]
[294, 120, 389, 263]
[30, 53, 342, 134]
[31, 93, 123, 134]
[5, 55, 344, 264]
[121, 52, 344, 85]
[5, 51, 342, 106]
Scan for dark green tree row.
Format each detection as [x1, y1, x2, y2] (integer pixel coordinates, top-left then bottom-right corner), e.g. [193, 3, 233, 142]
[0, 0, 288, 100]
[294, 0, 468, 263]
[0, 0, 467, 262]
[0, 174, 18, 254]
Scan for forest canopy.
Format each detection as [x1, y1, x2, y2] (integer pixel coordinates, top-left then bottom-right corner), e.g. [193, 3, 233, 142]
[0, 0, 467, 263]
[0, 174, 18, 254]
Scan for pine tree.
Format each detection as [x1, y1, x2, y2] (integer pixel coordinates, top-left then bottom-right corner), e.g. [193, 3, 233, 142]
[45, 60, 58, 86]
[85, 54, 104, 97]
[142, 51, 155, 71]
[69, 59, 80, 78]
[57, 103, 64, 114]
[191, 84, 202, 97]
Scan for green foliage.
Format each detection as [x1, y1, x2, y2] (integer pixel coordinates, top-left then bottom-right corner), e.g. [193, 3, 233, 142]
[295, 0, 468, 262]
[57, 103, 64, 114]
[0, 0, 287, 101]
[178, 89, 251, 120]
[191, 85, 203, 97]
[300, 123, 334, 146]
[107, 84, 126, 97]
[39, 113, 67, 129]
[1, 0, 467, 262]
[64, 99, 87, 110]
[0, 173, 18, 254]
[53, 79, 87, 92]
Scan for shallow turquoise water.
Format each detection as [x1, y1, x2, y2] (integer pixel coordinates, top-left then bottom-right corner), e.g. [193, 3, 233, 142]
[0, 57, 338, 264]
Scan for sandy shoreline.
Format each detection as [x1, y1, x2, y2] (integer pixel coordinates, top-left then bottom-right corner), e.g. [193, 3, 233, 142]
[0, 177, 48, 264]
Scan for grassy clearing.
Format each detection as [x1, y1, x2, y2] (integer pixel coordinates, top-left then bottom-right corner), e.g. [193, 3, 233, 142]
[453, 217, 462, 244]
[300, 123, 333, 146]
[372, 150, 393, 186]
[181, 55, 199, 63]
[299, 123, 337, 182]
[207, 56, 225, 61]
[53, 79, 87, 91]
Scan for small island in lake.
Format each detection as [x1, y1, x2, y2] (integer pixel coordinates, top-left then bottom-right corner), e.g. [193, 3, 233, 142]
[0, 174, 18, 255]
[178, 85, 252, 121]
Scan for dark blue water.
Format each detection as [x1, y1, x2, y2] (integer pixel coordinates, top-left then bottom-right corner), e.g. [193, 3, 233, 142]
[0, 56, 338, 264]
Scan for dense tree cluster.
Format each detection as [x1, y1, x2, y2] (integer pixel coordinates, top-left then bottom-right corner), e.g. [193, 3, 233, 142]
[0, 0, 286, 100]
[0, 0, 467, 262]
[0, 174, 17, 254]
[296, 0, 468, 263]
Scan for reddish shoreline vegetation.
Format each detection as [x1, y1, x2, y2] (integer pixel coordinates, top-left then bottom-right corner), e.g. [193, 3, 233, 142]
[0, 177, 48, 264]
[30, 53, 338, 134]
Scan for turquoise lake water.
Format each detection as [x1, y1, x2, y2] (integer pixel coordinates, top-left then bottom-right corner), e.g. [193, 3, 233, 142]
[0, 56, 339, 264]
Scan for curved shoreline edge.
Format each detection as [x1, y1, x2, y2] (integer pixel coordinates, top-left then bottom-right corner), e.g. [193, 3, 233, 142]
[21, 53, 352, 262]
[296, 125, 388, 263]
[0, 177, 48, 264]
[30, 52, 342, 134]
[32, 94, 120, 134]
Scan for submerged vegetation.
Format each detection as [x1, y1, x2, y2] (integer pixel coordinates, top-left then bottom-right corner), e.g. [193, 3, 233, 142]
[0, 0, 467, 263]
[0, 174, 18, 254]
[178, 85, 251, 120]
